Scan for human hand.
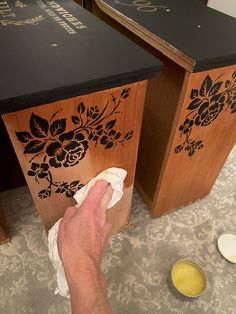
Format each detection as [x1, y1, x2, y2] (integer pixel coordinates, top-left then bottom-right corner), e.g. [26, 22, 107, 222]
[57, 180, 113, 314]
[57, 180, 113, 273]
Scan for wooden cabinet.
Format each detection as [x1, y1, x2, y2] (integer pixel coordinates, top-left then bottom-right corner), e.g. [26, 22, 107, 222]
[93, 0, 236, 217]
[0, 0, 162, 236]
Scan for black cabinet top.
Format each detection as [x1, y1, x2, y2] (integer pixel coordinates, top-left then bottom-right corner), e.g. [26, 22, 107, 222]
[0, 0, 162, 114]
[97, 0, 236, 72]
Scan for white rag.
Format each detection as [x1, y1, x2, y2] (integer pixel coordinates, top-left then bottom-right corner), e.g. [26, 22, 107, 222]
[48, 167, 127, 298]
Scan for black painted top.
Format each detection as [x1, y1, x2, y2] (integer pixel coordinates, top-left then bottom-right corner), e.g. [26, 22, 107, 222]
[0, 0, 162, 114]
[100, 0, 236, 72]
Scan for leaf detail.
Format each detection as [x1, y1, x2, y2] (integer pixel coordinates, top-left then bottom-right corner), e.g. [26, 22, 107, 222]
[105, 142, 114, 149]
[188, 149, 195, 157]
[121, 88, 131, 99]
[38, 188, 51, 199]
[50, 119, 66, 136]
[77, 102, 85, 114]
[15, 131, 32, 143]
[124, 130, 134, 140]
[30, 113, 49, 138]
[69, 180, 80, 188]
[190, 89, 198, 99]
[66, 190, 75, 198]
[108, 129, 116, 136]
[24, 140, 46, 154]
[209, 82, 222, 96]
[187, 98, 202, 110]
[200, 75, 212, 97]
[72, 115, 80, 124]
[100, 136, 108, 145]
[174, 145, 183, 153]
[105, 119, 116, 130]
[230, 101, 236, 113]
[114, 132, 121, 139]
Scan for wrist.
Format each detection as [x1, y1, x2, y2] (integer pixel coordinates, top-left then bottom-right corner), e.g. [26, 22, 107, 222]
[63, 259, 111, 314]
[63, 256, 99, 279]
[63, 257, 106, 292]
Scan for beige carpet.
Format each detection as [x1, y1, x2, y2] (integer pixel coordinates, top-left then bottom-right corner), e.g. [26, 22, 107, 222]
[0, 146, 235, 314]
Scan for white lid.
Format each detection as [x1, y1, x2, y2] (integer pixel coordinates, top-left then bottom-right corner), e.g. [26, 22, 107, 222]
[217, 232, 236, 264]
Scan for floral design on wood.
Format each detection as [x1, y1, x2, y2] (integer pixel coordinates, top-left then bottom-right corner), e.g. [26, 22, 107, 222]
[16, 88, 134, 199]
[175, 70, 236, 157]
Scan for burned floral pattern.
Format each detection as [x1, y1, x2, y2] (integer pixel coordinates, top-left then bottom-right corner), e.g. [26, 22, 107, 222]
[175, 70, 236, 157]
[16, 88, 134, 198]
[46, 132, 88, 168]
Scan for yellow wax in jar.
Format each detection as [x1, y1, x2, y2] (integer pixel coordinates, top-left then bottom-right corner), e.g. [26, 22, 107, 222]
[172, 261, 206, 297]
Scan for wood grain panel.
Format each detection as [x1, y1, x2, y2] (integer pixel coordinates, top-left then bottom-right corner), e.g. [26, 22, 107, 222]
[135, 59, 185, 201]
[90, 1, 236, 216]
[2, 82, 147, 233]
[152, 65, 236, 216]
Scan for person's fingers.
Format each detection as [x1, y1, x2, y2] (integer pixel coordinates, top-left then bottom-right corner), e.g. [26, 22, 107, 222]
[99, 184, 113, 212]
[95, 185, 113, 227]
[63, 206, 77, 220]
[81, 180, 109, 214]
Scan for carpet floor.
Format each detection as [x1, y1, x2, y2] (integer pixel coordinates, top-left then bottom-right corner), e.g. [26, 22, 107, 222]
[0, 146, 235, 314]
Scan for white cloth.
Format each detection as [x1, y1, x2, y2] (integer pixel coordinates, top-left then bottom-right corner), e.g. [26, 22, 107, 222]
[48, 167, 127, 298]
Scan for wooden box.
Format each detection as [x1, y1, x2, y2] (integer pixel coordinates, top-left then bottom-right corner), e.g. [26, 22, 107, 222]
[0, 0, 162, 236]
[92, 0, 236, 217]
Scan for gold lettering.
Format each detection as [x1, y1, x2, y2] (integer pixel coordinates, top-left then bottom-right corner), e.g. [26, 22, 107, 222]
[37, 0, 46, 9]
[76, 25, 87, 29]
[44, 8, 56, 17]
[2, 13, 15, 17]
[0, 1, 8, 7]
[62, 13, 72, 18]
[58, 20, 77, 34]
[53, 16, 62, 22]
[0, 9, 16, 18]
[0, 2, 16, 18]
[47, 1, 56, 5]
[45, 0, 86, 33]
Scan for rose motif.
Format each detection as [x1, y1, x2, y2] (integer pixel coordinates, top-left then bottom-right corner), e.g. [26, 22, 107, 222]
[175, 71, 236, 157]
[63, 140, 88, 167]
[226, 91, 236, 113]
[195, 95, 225, 127]
[46, 131, 88, 168]
[15, 90, 133, 198]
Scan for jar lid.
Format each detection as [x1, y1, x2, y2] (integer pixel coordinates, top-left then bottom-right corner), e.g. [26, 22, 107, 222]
[217, 232, 236, 264]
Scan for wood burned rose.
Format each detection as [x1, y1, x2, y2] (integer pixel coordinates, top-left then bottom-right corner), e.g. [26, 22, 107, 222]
[195, 94, 225, 127]
[46, 131, 88, 168]
[175, 70, 236, 156]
